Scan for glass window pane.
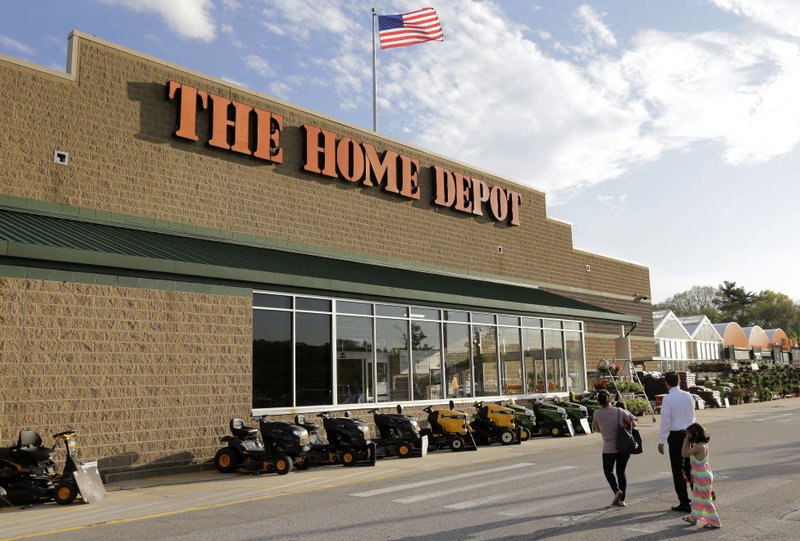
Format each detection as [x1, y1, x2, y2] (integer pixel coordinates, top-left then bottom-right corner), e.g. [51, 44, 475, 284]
[544, 329, 566, 392]
[499, 326, 522, 395]
[523, 328, 545, 393]
[543, 319, 562, 329]
[376, 304, 408, 317]
[409, 307, 440, 320]
[473, 324, 498, 396]
[337, 301, 372, 315]
[565, 331, 585, 392]
[497, 315, 519, 326]
[296, 313, 332, 406]
[521, 317, 542, 328]
[336, 316, 374, 404]
[444, 311, 469, 323]
[473, 313, 496, 325]
[253, 293, 291, 309]
[563, 321, 581, 331]
[444, 323, 471, 398]
[253, 310, 292, 408]
[296, 297, 331, 312]
[411, 321, 442, 400]
[376, 319, 410, 402]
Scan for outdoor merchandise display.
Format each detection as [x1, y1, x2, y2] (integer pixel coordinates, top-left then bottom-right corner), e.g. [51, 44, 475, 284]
[214, 418, 310, 475]
[419, 402, 478, 452]
[469, 401, 522, 445]
[526, 399, 576, 437]
[0, 429, 106, 506]
[548, 398, 592, 434]
[369, 405, 426, 458]
[293, 412, 377, 467]
[502, 401, 536, 441]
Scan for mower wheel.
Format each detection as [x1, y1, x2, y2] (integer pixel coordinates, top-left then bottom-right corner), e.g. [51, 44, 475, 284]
[54, 482, 78, 505]
[340, 449, 357, 467]
[499, 429, 515, 445]
[550, 425, 562, 437]
[396, 443, 412, 458]
[273, 455, 293, 475]
[520, 428, 531, 442]
[449, 435, 465, 452]
[294, 455, 310, 470]
[214, 447, 241, 473]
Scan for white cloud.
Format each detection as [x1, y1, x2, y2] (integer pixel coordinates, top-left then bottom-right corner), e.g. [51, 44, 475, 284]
[710, 0, 800, 38]
[573, 4, 617, 54]
[0, 34, 35, 55]
[244, 54, 273, 77]
[102, 0, 216, 42]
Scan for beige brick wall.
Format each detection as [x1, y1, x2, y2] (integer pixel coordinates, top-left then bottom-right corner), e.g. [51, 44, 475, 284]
[0, 36, 651, 302]
[0, 277, 252, 474]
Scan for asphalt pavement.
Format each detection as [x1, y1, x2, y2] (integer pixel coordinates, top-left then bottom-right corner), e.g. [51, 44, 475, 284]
[1, 399, 798, 540]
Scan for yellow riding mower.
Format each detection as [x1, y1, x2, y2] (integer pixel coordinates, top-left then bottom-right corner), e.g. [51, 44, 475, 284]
[470, 401, 522, 445]
[420, 401, 478, 451]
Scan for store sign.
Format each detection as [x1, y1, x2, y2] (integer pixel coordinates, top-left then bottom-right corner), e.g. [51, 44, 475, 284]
[167, 81, 522, 226]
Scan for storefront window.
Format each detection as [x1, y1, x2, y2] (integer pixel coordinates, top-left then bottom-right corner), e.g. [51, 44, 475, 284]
[544, 328, 566, 393]
[376, 319, 410, 402]
[252, 310, 292, 408]
[444, 323, 471, 398]
[499, 326, 522, 395]
[295, 312, 332, 406]
[336, 315, 373, 404]
[473, 324, 498, 396]
[565, 330, 585, 392]
[411, 320, 443, 400]
[523, 327, 545, 393]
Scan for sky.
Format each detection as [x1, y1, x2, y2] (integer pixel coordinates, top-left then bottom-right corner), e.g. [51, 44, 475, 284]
[2, 0, 799, 303]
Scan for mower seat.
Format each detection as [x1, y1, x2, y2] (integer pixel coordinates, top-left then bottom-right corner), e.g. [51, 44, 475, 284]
[12, 430, 55, 462]
[230, 418, 258, 440]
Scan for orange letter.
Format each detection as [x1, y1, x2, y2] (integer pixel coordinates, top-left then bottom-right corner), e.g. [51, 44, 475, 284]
[252, 108, 283, 163]
[471, 178, 490, 216]
[507, 191, 522, 226]
[489, 186, 508, 222]
[454, 173, 473, 213]
[363, 144, 398, 189]
[303, 125, 337, 177]
[433, 166, 455, 207]
[399, 155, 420, 200]
[207, 95, 252, 155]
[167, 81, 208, 141]
[336, 138, 365, 182]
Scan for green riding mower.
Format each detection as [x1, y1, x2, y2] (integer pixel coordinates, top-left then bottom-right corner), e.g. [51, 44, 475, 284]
[502, 400, 536, 441]
[525, 399, 575, 437]
[548, 398, 592, 434]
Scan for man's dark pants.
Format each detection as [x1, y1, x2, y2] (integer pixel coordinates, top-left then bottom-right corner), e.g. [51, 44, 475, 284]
[668, 430, 691, 506]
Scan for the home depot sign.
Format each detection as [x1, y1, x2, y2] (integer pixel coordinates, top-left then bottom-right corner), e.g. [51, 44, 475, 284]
[167, 81, 522, 226]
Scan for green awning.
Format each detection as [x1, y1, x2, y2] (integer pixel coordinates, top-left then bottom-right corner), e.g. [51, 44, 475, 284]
[0, 208, 637, 324]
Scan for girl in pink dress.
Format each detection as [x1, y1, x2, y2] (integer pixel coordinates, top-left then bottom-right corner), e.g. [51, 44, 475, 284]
[681, 422, 721, 529]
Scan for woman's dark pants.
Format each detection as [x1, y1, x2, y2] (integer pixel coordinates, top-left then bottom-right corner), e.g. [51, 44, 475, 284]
[602, 452, 630, 499]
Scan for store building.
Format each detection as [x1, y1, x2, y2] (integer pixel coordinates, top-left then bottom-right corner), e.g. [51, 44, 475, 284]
[0, 32, 653, 475]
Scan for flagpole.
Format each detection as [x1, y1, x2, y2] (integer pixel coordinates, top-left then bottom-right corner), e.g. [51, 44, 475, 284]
[371, 7, 378, 132]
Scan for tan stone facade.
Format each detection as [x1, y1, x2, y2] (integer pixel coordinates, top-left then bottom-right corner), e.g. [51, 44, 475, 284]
[0, 32, 654, 475]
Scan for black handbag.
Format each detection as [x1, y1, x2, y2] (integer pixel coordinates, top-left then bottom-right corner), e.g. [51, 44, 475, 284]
[616, 408, 643, 455]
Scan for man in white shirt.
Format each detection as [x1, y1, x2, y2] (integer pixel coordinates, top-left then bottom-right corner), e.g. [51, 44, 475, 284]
[658, 371, 696, 512]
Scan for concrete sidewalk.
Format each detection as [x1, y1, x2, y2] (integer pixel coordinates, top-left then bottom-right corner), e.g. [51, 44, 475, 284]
[1, 399, 796, 540]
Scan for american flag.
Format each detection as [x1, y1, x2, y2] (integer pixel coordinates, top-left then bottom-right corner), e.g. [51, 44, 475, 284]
[378, 7, 444, 50]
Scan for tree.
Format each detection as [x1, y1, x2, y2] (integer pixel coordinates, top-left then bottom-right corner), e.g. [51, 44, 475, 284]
[740, 291, 800, 340]
[655, 285, 720, 320]
[713, 281, 755, 322]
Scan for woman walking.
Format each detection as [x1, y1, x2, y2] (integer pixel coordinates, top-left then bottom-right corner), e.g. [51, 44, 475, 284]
[591, 390, 638, 507]
[681, 423, 721, 529]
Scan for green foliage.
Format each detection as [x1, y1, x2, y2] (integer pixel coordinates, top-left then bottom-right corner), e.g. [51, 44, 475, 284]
[655, 285, 719, 319]
[623, 397, 649, 416]
[713, 281, 755, 322]
[614, 380, 644, 394]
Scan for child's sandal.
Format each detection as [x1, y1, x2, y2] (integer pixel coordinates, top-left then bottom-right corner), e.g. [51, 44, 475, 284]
[682, 516, 697, 525]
